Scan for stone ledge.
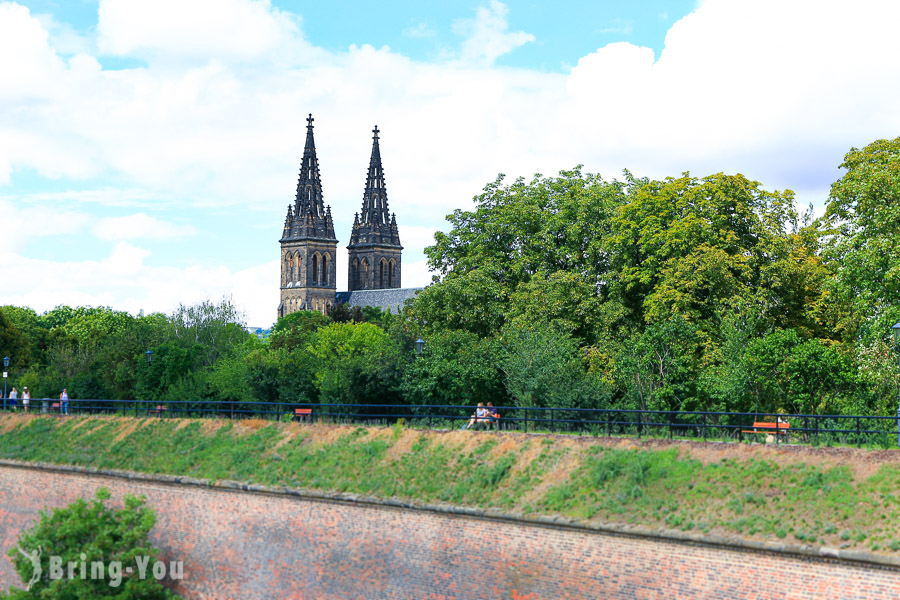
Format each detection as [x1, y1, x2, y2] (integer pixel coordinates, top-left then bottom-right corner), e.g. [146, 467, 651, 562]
[2, 458, 898, 570]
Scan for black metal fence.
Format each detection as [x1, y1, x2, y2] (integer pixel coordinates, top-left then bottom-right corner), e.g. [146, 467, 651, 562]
[2, 398, 899, 448]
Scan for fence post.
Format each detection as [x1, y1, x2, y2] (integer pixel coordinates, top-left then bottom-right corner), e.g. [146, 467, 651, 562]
[702, 413, 706, 441]
[857, 417, 861, 448]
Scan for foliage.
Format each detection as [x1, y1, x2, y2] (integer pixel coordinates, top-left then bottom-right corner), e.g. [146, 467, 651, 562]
[306, 322, 401, 404]
[2, 487, 179, 599]
[401, 329, 504, 406]
[825, 136, 900, 343]
[500, 325, 595, 409]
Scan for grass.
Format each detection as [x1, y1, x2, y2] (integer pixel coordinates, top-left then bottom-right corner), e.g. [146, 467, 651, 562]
[3, 414, 900, 555]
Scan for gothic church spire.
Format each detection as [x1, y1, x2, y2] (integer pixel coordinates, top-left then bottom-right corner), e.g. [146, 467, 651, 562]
[282, 114, 336, 241]
[347, 125, 402, 291]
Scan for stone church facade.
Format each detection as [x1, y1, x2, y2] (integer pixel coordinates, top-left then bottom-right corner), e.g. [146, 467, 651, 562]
[278, 115, 419, 319]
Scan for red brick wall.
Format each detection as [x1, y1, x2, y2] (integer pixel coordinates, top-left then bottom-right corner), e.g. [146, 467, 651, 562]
[1, 463, 899, 599]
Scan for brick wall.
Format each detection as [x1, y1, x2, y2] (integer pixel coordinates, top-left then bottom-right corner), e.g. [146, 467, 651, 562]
[0, 463, 898, 599]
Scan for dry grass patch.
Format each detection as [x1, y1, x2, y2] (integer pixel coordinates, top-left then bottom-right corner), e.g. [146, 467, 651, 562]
[382, 428, 422, 462]
[173, 419, 195, 432]
[0, 414, 34, 434]
[518, 448, 580, 509]
[199, 419, 229, 436]
[488, 435, 521, 460]
[112, 419, 142, 444]
[231, 418, 271, 436]
[301, 423, 360, 448]
[271, 425, 305, 452]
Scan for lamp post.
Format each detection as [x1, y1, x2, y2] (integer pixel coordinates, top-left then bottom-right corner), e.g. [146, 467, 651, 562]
[893, 322, 900, 447]
[2, 356, 8, 411]
[415, 338, 425, 356]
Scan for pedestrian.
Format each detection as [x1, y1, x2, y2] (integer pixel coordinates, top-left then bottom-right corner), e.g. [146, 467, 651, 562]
[9, 387, 17, 410]
[22, 387, 30, 412]
[60, 388, 69, 415]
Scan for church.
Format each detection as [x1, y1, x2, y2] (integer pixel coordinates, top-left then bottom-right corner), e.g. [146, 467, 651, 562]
[278, 115, 421, 318]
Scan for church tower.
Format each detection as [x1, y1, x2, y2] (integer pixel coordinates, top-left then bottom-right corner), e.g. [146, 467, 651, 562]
[347, 125, 402, 291]
[278, 114, 338, 317]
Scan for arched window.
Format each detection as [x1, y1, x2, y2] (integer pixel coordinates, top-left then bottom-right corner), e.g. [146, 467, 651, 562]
[363, 259, 369, 289]
[379, 259, 386, 288]
[322, 254, 328, 285]
[312, 254, 319, 284]
[295, 253, 302, 282]
[284, 254, 291, 286]
[388, 260, 395, 287]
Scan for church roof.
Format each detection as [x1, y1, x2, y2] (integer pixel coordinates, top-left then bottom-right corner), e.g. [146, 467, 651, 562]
[335, 287, 422, 314]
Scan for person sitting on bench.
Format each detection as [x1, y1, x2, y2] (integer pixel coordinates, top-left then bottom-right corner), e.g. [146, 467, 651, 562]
[464, 403, 489, 430]
[486, 402, 500, 429]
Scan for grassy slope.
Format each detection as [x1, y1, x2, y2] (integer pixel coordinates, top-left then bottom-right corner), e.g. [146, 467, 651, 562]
[2, 414, 900, 554]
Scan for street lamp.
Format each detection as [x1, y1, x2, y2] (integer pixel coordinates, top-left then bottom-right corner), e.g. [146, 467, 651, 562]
[893, 321, 900, 446]
[415, 338, 425, 356]
[2, 356, 8, 411]
[145, 350, 153, 365]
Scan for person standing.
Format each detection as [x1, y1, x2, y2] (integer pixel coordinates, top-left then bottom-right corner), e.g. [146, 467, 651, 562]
[22, 387, 30, 412]
[60, 388, 69, 415]
[8, 387, 17, 410]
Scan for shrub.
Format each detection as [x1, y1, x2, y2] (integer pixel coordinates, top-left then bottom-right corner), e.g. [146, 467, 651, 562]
[2, 488, 181, 599]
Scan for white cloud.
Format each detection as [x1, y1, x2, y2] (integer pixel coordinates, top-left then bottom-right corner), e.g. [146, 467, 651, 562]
[0, 197, 92, 252]
[96, 0, 310, 63]
[453, 0, 535, 66]
[93, 213, 196, 241]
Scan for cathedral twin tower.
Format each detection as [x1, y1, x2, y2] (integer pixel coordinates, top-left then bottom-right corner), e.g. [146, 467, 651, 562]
[278, 115, 403, 318]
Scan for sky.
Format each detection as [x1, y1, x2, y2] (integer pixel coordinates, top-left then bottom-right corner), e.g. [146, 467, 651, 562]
[1, 0, 899, 328]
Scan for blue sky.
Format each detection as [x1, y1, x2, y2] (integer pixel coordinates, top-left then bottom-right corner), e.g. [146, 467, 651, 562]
[1, 0, 899, 326]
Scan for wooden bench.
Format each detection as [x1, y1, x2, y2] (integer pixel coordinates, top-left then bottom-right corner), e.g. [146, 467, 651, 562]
[742, 421, 790, 436]
[293, 408, 312, 423]
[148, 405, 168, 417]
[51, 402, 60, 414]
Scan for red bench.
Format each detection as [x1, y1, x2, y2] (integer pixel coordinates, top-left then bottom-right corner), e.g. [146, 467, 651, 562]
[742, 421, 790, 436]
[148, 405, 168, 417]
[294, 408, 312, 423]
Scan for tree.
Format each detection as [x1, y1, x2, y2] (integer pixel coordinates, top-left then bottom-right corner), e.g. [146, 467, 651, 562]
[306, 322, 401, 404]
[2, 488, 180, 599]
[0, 310, 29, 371]
[605, 172, 800, 337]
[417, 168, 626, 340]
[824, 137, 900, 342]
[400, 329, 504, 406]
[500, 325, 592, 409]
[614, 317, 699, 413]
[170, 298, 249, 365]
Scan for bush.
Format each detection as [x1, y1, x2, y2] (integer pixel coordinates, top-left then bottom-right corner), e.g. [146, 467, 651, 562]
[2, 488, 181, 599]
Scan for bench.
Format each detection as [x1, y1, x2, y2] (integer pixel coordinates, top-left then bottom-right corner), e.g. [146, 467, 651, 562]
[742, 421, 790, 436]
[293, 408, 312, 423]
[469, 412, 501, 431]
[148, 405, 168, 417]
[51, 402, 60, 414]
